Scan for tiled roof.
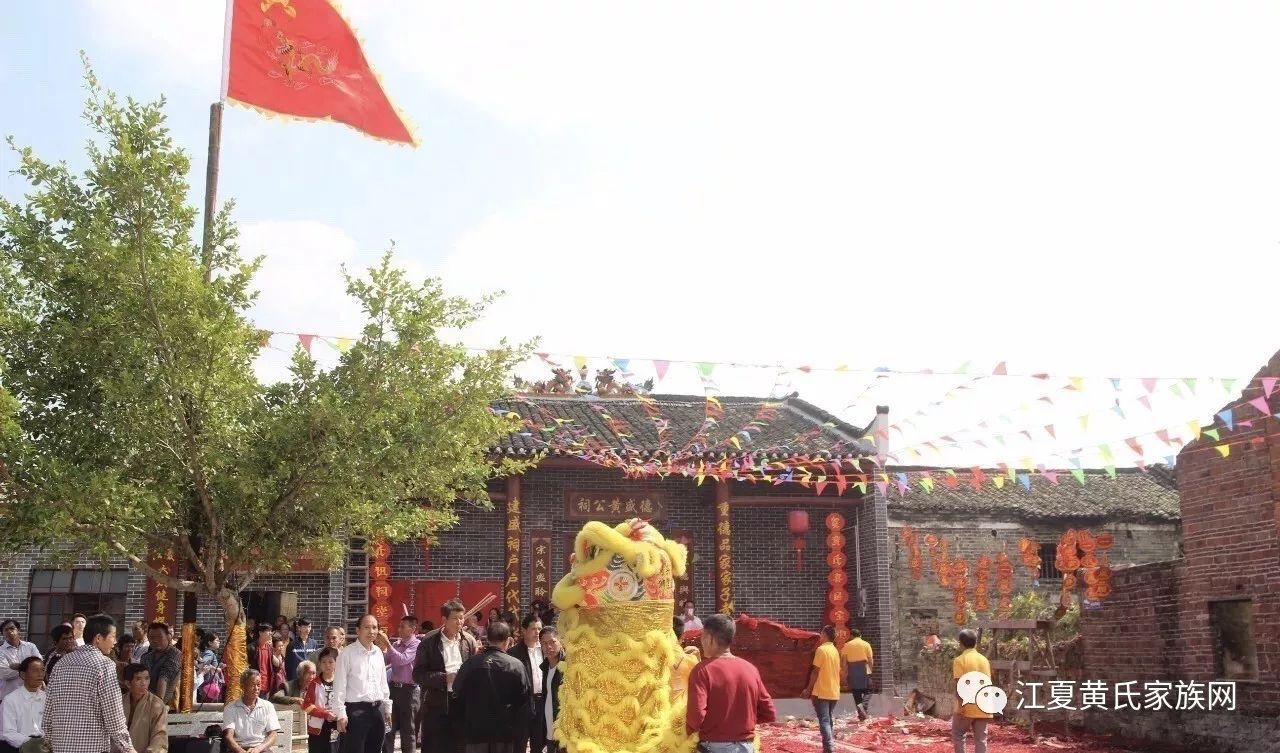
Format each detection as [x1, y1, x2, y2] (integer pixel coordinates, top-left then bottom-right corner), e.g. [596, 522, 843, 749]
[886, 466, 1180, 523]
[491, 393, 879, 460]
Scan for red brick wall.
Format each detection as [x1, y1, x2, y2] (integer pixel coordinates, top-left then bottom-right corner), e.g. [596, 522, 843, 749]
[1082, 350, 1280, 731]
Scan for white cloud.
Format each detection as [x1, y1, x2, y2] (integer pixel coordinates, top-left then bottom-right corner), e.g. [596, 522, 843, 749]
[241, 219, 426, 382]
[83, 0, 225, 82]
[84, 1, 1280, 466]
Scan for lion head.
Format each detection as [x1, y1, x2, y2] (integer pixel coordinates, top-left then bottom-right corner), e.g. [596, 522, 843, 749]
[552, 518, 687, 611]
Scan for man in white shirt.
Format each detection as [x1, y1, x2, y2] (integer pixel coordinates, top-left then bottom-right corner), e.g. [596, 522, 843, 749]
[0, 657, 46, 753]
[332, 615, 391, 753]
[0, 621, 42, 703]
[413, 601, 477, 753]
[508, 615, 545, 753]
[223, 670, 281, 753]
[680, 601, 703, 631]
[539, 629, 564, 753]
[70, 616, 87, 648]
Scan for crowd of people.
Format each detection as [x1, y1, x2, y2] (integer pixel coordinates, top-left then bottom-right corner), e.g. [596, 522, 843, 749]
[0, 599, 999, 753]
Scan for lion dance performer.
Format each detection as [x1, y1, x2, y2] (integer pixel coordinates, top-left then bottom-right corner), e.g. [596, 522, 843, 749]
[551, 519, 699, 753]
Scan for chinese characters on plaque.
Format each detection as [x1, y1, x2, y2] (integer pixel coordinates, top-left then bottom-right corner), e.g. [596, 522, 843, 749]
[145, 549, 178, 624]
[529, 530, 553, 603]
[565, 491, 666, 521]
[505, 496, 523, 613]
[369, 539, 393, 625]
[714, 498, 734, 614]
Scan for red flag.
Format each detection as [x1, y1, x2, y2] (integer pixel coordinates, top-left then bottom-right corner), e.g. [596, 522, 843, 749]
[225, 0, 416, 145]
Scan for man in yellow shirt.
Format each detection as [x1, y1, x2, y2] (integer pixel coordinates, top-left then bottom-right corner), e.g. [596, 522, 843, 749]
[951, 629, 993, 753]
[839, 628, 873, 721]
[802, 625, 841, 753]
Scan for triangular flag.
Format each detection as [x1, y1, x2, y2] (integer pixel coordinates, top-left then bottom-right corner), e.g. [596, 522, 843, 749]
[226, 0, 417, 144]
[1187, 421, 1201, 440]
[1156, 429, 1171, 444]
[1183, 378, 1197, 394]
[1079, 415, 1089, 431]
[1137, 395, 1152, 411]
[1045, 424, 1056, 439]
[1215, 444, 1230, 458]
[612, 358, 631, 373]
[1104, 465, 1116, 478]
[1071, 467, 1086, 485]
[1110, 378, 1122, 391]
[573, 355, 588, 372]
[919, 477, 935, 493]
[1217, 409, 1234, 431]
[653, 360, 671, 381]
[1263, 377, 1278, 399]
[1018, 473, 1031, 490]
[969, 468, 986, 491]
[335, 337, 355, 353]
[1222, 379, 1237, 394]
[992, 361, 1007, 375]
[1165, 455, 1177, 466]
[1112, 404, 1125, 420]
[1098, 444, 1113, 462]
[1203, 428, 1219, 441]
[1043, 470, 1059, 485]
[1070, 377, 1085, 391]
[1142, 378, 1158, 393]
[874, 480, 889, 496]
[298, 334, 314, 354]
[1248, 397, 1270, 416]
[1125, 437, 1143, 457]
[993, 476, 1005, 489]
[697, 362, 716, 379]
[1169, 383, 1184, 398]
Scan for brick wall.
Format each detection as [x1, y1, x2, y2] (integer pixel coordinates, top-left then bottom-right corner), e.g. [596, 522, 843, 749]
[389, 503, 505, 584]
[1080, 351, 1280, 750]
[859, 489, 894, 694]
[891, 517, 1181, 688]
[730, 504, 847, 629]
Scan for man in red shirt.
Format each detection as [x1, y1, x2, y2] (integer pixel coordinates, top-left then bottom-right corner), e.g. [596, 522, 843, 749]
[686, 614, 776, 753]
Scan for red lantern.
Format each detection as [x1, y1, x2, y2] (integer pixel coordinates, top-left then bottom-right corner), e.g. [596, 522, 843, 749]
[788, 511, 810, 571]
[825, 513, 845, 531]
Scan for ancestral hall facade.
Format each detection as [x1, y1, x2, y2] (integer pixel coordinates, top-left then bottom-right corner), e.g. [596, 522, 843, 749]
[0, 390, 898, 695]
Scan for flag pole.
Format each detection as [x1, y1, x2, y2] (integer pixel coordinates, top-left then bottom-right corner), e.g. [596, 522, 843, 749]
[201, 0, 235, 282]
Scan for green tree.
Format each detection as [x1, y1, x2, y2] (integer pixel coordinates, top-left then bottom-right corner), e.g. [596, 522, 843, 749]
[0, 69, 529, 685]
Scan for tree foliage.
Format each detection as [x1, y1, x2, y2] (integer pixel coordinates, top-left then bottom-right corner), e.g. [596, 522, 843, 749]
[0, 67, 530, 617]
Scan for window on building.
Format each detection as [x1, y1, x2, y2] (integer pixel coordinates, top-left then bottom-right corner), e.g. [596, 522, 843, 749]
[28, 569, 128, 652]
[1210, 599, 1258, 680]
[1038, 543, 1062, 581]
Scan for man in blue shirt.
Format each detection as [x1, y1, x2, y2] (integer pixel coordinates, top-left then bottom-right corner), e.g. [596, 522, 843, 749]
[286, 619, 317, 682]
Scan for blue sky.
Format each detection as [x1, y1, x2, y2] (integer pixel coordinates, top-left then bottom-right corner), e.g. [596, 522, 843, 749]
[4, 1, 1280, 469]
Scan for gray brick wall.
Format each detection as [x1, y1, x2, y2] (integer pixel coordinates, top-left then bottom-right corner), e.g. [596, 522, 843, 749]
[729, 504, 848, 630]
[859, 488, 895, 694]
[389, 503, 504, 584]
[887, 516, 1180, 690]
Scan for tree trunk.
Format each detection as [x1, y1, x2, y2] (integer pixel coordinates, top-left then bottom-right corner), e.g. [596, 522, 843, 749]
[218, 588, 248, 704]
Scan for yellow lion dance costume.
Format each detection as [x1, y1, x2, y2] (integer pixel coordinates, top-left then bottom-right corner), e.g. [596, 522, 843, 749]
[551, 519, 699, 753]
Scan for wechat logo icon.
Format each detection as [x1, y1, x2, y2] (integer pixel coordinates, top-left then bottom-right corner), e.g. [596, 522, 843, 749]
[956, 671, 1008, 714]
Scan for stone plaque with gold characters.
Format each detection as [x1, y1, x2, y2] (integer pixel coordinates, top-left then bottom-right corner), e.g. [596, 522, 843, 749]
[564, 490, 666, 521]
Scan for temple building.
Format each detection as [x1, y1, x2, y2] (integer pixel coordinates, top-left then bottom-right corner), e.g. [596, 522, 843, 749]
[1, 378, 899, 695]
